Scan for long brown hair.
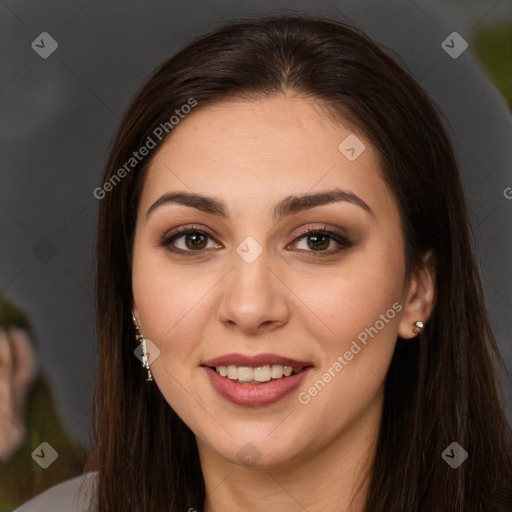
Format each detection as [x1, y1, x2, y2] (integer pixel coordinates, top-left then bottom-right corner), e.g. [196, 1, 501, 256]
[86, 14, 512, 511]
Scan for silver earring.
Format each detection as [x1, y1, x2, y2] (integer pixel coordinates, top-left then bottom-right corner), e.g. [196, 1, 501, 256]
[132, 315, 153, 381]
[412, 321, 424, 335]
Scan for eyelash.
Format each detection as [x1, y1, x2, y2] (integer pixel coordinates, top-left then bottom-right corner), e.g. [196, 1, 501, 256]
[159, 224, 352, 257]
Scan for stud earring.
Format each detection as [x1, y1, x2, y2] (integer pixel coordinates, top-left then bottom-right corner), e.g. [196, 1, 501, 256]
[412, 321, 424, 335]
[132, 314, 153, 381]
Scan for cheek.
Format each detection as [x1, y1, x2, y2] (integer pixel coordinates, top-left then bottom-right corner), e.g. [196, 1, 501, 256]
[132, 233, 205, 330]
[132, 243, 198, 358]
[292, 257, 403, 434]
[132, 252, 204, 413]
[295, 242, 405, 350]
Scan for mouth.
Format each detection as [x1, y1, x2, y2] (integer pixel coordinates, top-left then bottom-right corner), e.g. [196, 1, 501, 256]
[201, 353, 313, 386]
[206, 364, 308, 385]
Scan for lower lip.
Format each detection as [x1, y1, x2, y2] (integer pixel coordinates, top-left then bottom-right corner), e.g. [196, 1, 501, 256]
[203, 366, 312, 407]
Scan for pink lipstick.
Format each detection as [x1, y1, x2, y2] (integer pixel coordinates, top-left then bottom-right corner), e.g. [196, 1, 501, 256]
[201, 353, 313, 407]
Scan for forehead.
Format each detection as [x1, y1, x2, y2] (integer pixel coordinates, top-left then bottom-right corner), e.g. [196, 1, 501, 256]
[139, 95, 397, 224]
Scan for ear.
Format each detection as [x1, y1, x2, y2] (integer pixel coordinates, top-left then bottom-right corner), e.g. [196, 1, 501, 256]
[397, 250, 436, 339]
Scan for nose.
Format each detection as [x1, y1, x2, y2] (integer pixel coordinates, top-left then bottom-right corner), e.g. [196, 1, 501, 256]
[217, 247, 291, 335]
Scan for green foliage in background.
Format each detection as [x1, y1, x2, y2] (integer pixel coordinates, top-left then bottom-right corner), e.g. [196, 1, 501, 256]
[475, 24, 512, 109]
[0, 294, 32, 332]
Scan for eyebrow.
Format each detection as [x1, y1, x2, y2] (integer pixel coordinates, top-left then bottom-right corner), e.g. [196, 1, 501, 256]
[146, 188, 375, 222]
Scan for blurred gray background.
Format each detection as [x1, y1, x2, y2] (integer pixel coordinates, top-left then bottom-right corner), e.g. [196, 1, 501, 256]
[1, 0, 511, 451]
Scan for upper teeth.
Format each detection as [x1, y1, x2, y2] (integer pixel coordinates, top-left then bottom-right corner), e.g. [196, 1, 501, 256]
[215, 365, 302, 382]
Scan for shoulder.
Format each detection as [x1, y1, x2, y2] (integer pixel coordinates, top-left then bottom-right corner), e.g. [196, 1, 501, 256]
[13, 471, 98, 512]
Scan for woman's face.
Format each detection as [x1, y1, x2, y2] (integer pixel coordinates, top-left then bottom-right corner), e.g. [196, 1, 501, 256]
[132, 95, 424, 468]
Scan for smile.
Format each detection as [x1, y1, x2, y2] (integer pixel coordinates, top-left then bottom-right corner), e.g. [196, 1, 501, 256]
[212, 364, 304, 384]
[201, 353, 313, 406]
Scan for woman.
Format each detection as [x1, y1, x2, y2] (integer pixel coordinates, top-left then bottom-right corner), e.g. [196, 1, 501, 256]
[16, 14, 512, 512]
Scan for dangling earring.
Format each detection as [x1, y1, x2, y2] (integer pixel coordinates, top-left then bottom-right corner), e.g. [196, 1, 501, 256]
[412, 321, 424, 335]
[132, 315, 153, 381]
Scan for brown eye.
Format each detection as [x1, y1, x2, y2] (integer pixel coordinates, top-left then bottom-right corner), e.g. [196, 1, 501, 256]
[182, 232, 208, 250]
[305, 233, 331, 251]
[160, 227, 221, 255]
[290, 228, 352, 254]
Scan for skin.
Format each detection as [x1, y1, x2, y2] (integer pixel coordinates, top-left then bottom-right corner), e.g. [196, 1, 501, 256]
[132, 94, 435, 512]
